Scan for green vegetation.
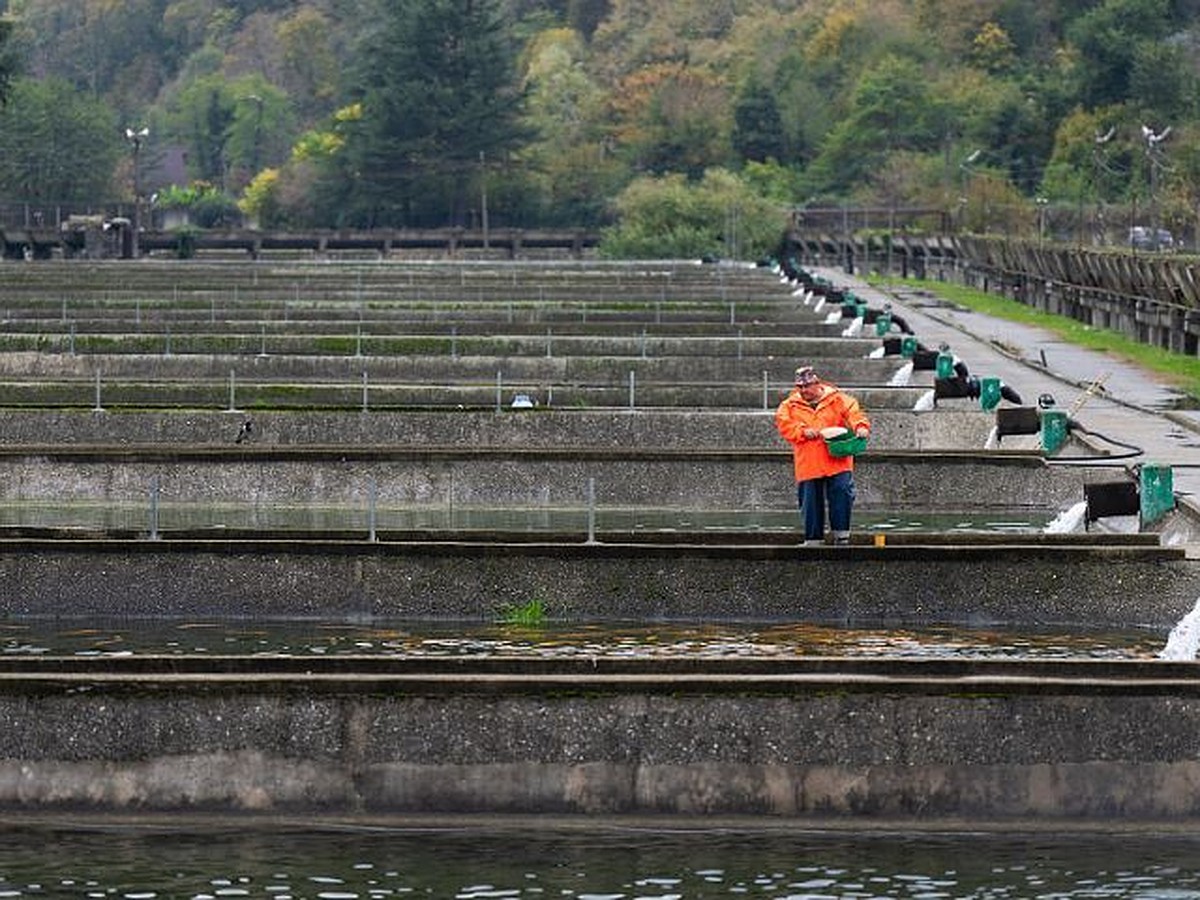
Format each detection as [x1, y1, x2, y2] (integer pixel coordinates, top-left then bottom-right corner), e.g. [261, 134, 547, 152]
[4, 1, 1200, 256]
[498, 598, 547, 627]
[886, 277, 1200, 399]
[600, 169, 787, 260]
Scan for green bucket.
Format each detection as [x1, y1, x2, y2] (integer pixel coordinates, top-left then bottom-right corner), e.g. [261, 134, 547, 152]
[826, 433, 868, 457]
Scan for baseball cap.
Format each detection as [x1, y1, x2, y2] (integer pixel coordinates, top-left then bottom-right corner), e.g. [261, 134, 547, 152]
[794, 366, 819, 386]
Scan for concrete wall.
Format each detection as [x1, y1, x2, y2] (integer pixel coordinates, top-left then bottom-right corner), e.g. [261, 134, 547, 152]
[2, 661, 1200, 819]
[0, 355, 901, 386]
[1, 539, 1192, 626]
[0, 407, 995, 450]
[0, 335, 879, 370]
[0, 447, 1107, 511]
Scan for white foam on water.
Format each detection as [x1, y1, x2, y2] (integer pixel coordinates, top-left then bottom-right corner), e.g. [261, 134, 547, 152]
[912, 389, 935, 411]
[1043, 501, 1086, 534]
[1160, 596, 1200, 660]
[887, 360, 914, 386]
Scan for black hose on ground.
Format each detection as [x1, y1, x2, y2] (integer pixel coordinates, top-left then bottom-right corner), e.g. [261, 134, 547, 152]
[1044, 419, 1144, 464]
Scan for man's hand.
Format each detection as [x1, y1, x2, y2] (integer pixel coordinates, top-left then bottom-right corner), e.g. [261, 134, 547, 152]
[854, 426, 869, 438]
[803, 428, 818, 440]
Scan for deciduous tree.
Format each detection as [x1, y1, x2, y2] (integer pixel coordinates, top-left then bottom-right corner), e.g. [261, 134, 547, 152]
[518, 27, 622, 225]
[600, 167, 785, 259]
[1066, 0, 1174, 109]
[606, 62, 732, 178]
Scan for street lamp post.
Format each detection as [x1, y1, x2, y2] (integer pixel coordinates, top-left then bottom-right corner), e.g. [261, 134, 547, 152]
[959, 149, 981, 232]
[1092, 126, 1114, 246]
[125, 126, 149, 258]
[1142, 123, 1171, 245]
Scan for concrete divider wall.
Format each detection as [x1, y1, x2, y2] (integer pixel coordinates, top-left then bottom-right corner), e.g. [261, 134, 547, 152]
[0, 448, 1109, 511]
[0, 407, 996, 450]
[0, 334, 879, 363]
[2, 666, 1200, 819]
[0, 351, 904, 388]
[2, 540, 1192, 625]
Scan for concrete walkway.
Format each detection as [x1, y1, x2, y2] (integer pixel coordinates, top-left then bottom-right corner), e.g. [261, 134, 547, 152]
[812, 268, 1200, 506]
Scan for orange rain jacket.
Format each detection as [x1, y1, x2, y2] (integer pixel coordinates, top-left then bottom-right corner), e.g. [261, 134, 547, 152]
[774, 383, 871, 482]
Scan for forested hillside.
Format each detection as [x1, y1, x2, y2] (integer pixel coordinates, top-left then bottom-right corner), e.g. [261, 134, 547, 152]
[0, 0, 1198, 257]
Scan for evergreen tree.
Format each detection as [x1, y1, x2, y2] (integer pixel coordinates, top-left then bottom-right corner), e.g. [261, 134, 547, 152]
[167, 75, 238, 186]
[334, 0, 528, 227]
[732, 77, 787, 163]
[0, 77, 121, 202]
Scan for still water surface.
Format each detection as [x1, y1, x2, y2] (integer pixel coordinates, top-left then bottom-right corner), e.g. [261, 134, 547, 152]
[1, 826, 1199, 898]
[0, 502, 1051, 536]
[0, 619, 1166, 660]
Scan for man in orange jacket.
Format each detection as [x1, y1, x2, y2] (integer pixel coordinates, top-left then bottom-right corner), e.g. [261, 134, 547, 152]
[774, 365, 871, 545]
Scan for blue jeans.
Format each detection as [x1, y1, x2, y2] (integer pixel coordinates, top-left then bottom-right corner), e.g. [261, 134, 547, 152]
[797, 471, 856, 540]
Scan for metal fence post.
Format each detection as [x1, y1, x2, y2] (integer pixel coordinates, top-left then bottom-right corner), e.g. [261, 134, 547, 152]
[368, 476, 378, 542]
[586, 477, 596, 544]
[148, 475, 160, 541]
